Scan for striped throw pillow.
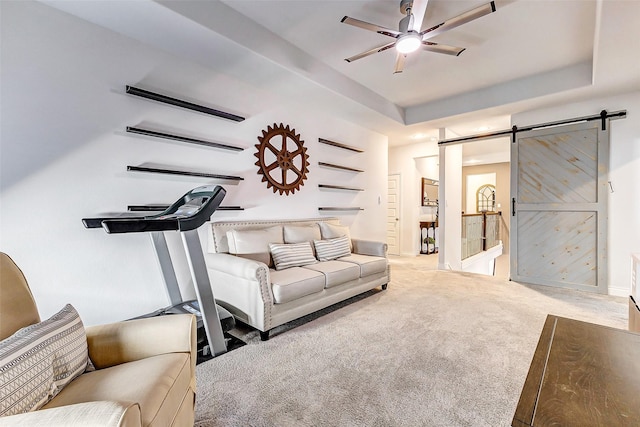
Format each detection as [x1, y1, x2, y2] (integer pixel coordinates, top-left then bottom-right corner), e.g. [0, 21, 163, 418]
[269, 242, 318, 271]
[314, 236, 352, 261]
[0, 304, 90, 416]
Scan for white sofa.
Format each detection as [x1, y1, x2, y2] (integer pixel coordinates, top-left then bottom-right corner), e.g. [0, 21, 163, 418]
[204, 218, 389, 340]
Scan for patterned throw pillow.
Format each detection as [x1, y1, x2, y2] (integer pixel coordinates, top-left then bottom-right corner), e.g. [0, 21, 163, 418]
[269, 242, 318, 271]
[0, 304, 90, 416]
[314, 236, 352, 261]
[318, 222, 353, 250]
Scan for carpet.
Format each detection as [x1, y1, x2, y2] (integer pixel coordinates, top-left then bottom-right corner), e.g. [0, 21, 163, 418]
[195, 257, 627, 426]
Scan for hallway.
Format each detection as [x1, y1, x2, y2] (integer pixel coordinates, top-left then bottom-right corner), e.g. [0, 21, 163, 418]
[389, 254, 510, 281]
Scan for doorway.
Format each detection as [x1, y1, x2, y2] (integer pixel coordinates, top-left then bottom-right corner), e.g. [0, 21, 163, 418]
[387, 174, 401, 256]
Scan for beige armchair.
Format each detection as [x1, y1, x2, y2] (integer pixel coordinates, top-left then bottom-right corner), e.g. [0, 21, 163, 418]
[0, 252, 197, 426]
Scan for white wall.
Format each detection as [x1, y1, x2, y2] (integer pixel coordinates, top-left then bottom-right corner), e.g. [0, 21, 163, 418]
[512, 91, 640, 296]
[438, 144, 463, 271]
[0, 2, 388, 325]
[388, 141, 439, 255]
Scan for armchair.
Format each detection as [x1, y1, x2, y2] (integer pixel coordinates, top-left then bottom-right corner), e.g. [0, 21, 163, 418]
[0, 252, 197, 426]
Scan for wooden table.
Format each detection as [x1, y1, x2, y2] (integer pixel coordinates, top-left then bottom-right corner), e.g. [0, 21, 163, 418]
[512, 315, 640, 426]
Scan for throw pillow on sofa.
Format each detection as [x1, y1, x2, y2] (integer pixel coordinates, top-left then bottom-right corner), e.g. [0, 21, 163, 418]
[314, 236, 352, 261]
[269, 242, 318, 271]
[0, 304, 91, 416]
[318, 222, 352, 250]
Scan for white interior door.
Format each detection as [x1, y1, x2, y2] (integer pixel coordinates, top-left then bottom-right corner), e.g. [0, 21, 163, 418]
[387, 174, 401, 256]
[510, 121, 609, 293]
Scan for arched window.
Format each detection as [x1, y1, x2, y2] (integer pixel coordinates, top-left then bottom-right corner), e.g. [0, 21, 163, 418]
[476, 184, 496, 212]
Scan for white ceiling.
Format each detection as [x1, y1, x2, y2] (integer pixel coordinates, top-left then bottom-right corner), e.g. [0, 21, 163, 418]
[43, 0, 640, 153]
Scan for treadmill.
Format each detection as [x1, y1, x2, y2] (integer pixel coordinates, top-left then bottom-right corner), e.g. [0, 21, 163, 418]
[83, 185, 231, 356]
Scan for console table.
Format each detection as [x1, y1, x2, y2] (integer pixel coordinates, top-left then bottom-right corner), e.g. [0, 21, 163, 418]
[512, 315, 640, 426]
[419, 221, 438, 254]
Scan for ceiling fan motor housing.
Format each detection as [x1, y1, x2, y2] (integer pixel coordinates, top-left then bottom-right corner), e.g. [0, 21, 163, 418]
[400, 0, 414, 15]
[399, 0, 415, 33]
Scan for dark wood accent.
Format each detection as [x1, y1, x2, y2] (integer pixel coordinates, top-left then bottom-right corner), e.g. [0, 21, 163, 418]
[126, 126, 243, 152]
[125, 85, 245, 122]
[260, 330, 270, 341]
[630, 296, 640, 333]
[381, 284, 388, 290]
[318, 184, 364, 192]
[419, 221, 438, 255]
[318, 207, 364, 211]
[255, 123, 309, 195]
[127, 165, 243, 181]
[318, 138, 364, 153]
[512, 315, 640, 426]
[318, 162, 364, 173]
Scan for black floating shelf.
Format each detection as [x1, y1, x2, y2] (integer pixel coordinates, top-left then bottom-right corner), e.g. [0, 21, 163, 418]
[318, 162, 364, 173]
[127, 166, 243, 181]
[318, 207, 364, 211]
[319, 184, 364, 192]
[126, 85, 245, 122]
[126, 127, 243, 152]
[128, 205, 244, 212]
[318, 138, 364, 153]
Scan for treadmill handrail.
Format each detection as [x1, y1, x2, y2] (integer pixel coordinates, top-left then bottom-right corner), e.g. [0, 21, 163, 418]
[82, 185, 226, 233]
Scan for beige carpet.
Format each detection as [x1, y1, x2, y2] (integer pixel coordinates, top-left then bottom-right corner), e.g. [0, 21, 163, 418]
[195, 257, 627, 426]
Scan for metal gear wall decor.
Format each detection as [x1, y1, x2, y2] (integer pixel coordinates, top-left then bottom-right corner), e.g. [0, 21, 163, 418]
[255, 123, 310, 195]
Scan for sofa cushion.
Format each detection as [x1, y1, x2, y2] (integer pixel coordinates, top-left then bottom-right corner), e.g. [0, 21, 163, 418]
[270, 268, 325, 304]
[0, 304, 90, 416]
[42, 352, 191, 427]
[314, 236, 351, 261]
[303, 261, 360, 289]
[284, 224, 321, 256]
[283, 224, 321, 244]
[318, 222, 352, 250]
[339, 254, 388, 277]
[227, 226, 283, 266]
[269, 242, 317, 271]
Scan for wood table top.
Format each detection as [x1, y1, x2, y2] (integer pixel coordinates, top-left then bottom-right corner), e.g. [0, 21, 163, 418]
[512, 315, 640, 427]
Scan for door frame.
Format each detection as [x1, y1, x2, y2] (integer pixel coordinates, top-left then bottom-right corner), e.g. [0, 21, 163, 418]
[387, 173, 401, 256]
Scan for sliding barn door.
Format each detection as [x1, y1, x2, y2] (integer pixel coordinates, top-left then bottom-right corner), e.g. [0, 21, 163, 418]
[510, 121, 609, 293]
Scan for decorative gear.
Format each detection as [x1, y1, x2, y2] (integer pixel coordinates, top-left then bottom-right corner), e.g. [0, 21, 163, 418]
[255, 123, 310, 195]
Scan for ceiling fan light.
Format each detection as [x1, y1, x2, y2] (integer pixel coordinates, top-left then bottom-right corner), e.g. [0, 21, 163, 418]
[396, 33, 421, 54]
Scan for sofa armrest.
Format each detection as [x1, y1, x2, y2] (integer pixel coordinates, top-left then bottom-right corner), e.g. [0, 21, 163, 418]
[352, 239, 388, 257]
[204, 252, 273, 331]
[86, 314, 196, 372]
[0, 401, 142, 427]
[204, 252, 268, 280]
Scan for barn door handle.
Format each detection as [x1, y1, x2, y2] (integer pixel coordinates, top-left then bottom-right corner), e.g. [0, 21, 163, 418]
[512, 198, 516, 216]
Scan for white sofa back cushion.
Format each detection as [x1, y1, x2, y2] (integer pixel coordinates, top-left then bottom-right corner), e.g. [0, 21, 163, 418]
[209, 218, 341, 254]
[226, 226, 283, 266]
[283, 224, 321, 255]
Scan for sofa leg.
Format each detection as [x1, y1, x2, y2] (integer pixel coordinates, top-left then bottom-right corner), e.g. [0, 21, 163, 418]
[381, 283, 388, 290]
[260, 330, 270, 341]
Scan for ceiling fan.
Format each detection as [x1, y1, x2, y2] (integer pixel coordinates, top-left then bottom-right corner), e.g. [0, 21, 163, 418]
[341, 0, 496, 73]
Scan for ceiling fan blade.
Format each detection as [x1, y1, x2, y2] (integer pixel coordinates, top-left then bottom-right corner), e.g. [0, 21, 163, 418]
[422, 41, 466, 56]
[394, 52, 407, 74]
[410, 0, 429, 32]
[421, 1, 496, 41]
[341, 16, 401, 38]
[345, 41, 396, 63]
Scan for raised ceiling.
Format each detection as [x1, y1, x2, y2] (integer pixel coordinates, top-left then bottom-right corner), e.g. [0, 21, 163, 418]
[43, 0, 640, 148]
